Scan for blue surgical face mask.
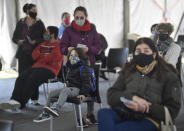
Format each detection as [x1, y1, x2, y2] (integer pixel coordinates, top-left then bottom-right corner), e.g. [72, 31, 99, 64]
[69, 56, 80, 65]
[151, 31, 157, 35]
[43, 33, 51, 41]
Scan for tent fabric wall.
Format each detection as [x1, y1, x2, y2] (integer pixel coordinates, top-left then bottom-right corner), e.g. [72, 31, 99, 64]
[2, 0, 184, 70]
[0, 0, 17, 69]
[18, 0, 124, 49]
[129, 0, 184, 37]
[1, 0, 124, 69]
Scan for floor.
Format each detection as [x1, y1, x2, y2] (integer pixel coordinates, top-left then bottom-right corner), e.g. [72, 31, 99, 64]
[0, 74, 183, 131]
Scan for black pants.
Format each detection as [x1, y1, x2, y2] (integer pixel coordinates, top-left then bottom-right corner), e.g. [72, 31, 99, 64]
[18, 54, 39, 101]
[11, 67, 55, 108]
[91, 64, 101, 103]
[95, 51, 107, 68]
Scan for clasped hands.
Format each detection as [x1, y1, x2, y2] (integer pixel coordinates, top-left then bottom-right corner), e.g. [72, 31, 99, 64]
[126, 96, 152, 113]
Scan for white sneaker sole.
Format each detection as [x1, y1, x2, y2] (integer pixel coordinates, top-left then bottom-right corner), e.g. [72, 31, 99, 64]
[0, 102, 20, 110]
[86, 118, 98, 125]
[33, 117, 51, 123]
[44, 107, 59, 117]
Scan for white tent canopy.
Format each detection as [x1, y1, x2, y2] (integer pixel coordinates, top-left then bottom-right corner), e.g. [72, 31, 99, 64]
[1, 0, 184, 69]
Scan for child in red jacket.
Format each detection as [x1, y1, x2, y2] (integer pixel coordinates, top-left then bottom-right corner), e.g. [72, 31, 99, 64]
[0, 26, 64, 109]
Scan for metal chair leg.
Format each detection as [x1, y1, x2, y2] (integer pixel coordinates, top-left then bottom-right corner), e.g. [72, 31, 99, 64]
[43, 84, 48, 102]
[50, 115, 54, 131]
[108, 72, 111, 87]
[78, 104, 83, 131]
[72, 104, 79, 129]
[100, 103, 103, 109]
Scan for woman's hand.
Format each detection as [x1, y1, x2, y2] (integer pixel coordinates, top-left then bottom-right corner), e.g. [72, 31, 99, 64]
[125, 101, 148, 113]
[30, 40, 36, 45]
[77, 95, 86, 100]
[18, 40, 24, 45]
[132, 96, 152, 113]
[125, 101, 141, 112]
[81, 47, 88, 53]
[68, 47, 74, 51]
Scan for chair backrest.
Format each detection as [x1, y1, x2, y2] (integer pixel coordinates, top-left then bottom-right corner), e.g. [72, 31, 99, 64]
[107, 48, 129, 70]
[128, 40, 135, 54]
[0, 120, 13, 131]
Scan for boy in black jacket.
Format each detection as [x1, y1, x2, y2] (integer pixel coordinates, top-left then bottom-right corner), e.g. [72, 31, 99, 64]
[34, 48, 97, 126]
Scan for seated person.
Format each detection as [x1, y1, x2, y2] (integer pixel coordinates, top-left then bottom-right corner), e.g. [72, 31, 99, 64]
[156, 22, 181, 67]
[33, 48, 97, 126]
[150, 23, 158, 43]
[0, 26, 64, 110]
[98, 37, 181, 131]
[95, 33, 108, 80]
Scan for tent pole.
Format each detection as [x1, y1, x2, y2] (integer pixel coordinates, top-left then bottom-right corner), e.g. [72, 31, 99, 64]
[174, 12, 184, 40]
[123, 0, 130, 48]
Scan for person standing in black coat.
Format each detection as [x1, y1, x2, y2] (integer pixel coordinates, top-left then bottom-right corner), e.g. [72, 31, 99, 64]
[95, 33, 108, 80]
[12, 3, 46, 73]
[12, 3, 46, 104]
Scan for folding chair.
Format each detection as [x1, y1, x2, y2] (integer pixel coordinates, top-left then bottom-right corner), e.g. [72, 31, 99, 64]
[102, 48, 129, 86]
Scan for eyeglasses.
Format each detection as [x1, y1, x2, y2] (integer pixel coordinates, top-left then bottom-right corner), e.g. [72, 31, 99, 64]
[75, 16, 85, 20]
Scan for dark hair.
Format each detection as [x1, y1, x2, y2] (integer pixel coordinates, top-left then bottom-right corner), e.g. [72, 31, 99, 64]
[23, 3, 29, 13]
[67, 48, 89, 64]
[27, 3, 36, 11]
[47, 26, 59, 39]
[157, 23, 174, 34]
[133, 37, 159, 59]
[122, 37, 178, 81]
[74, 6, 88, 17]
[61, 12, 70, 19]
[151, 24, 158, 32]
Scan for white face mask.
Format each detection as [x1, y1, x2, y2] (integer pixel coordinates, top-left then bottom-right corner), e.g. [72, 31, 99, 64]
[75, 19, 85, 26]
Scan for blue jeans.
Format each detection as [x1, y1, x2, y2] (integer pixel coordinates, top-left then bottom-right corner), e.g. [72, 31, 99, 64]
[98, 108, 157, 131]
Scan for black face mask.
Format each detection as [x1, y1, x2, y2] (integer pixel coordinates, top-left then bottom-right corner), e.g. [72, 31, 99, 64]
[159, 33, 169, 41]
[134, 53, 154, 67]
[29, 11, 37, 19]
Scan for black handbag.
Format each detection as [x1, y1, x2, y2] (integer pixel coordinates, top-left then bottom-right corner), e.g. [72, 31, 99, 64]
[112, 104, 144, 121]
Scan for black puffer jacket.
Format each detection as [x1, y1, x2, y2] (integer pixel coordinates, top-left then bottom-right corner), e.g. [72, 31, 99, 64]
[66, 62, 92, 96]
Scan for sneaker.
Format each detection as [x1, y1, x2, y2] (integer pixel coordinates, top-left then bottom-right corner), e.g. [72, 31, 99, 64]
[0, 100, 21, 110]
[31, 100, 41, 106]
[86, 114, 98, 124]
[100, 72, 109, 81]
[3, 108, 22, 114]
[44, 106, 59, 117]
[33, 111, 51, 123]
[77, 118, 88, 128]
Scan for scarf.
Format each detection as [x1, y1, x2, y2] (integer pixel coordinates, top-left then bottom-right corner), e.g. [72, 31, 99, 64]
[136, 60, 157, 75]
[157, 37, 173, 56]
[72, 20, 91, 31]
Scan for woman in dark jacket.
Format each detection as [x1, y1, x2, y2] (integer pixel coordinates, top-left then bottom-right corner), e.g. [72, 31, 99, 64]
[98, 37, 181, 131]
[60, 6, 101, 65]
[60, 6, 101, 124]
[12, 3, 46, 104]
[12, 3, 46, 74]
